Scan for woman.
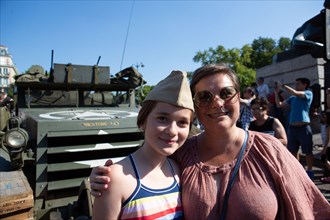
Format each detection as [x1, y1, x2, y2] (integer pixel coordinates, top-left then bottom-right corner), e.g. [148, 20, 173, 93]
[91, 64, 330, 219]
[92, 71, 194, 219]
[249, 97, 288, 146]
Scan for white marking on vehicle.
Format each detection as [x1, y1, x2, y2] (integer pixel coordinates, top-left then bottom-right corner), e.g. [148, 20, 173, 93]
[66, 143, 139, 152]
[39, 110, 138, 120]
[98, 130, 108, 134]
[74, 158, 125, 168]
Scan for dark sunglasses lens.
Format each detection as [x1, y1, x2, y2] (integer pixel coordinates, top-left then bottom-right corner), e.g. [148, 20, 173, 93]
[195, 91, 213, 106]
[220, 87, 237, 100]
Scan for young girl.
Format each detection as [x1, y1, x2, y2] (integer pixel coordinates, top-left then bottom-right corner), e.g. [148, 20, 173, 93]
[92, 71, 194, 219]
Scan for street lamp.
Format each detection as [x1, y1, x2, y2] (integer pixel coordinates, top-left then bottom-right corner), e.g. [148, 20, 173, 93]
[133, 62, 145, 71]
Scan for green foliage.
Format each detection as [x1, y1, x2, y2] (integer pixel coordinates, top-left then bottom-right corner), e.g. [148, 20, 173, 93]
[192, 36, 291, 89]
[7, 86, 14, 97]
[278, 37, 291, 51]
[234, 62, 256, 92]
[137, 85, 155, 103]
[240, 44, 253, 68]
[187, 71, 193, 81]
[251, 37, 277, 69]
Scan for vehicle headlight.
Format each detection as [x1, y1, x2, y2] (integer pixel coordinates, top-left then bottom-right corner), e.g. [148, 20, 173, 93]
[5, 130, 28, 149]
[2, 128, 29, 169]
[4, 129, 28, 151]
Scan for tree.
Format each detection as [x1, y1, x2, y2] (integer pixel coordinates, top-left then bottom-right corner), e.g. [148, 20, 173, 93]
[250, 37, 290, 68]
[136, 85, 154, 103]
[187, 71, 193, 82]
[250, 37, 277, 69]
[193, 45, 256, 90]
[278, 37, 291, 51]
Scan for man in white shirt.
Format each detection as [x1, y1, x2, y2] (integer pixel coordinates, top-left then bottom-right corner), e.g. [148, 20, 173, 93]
[257, 77, 270, 99]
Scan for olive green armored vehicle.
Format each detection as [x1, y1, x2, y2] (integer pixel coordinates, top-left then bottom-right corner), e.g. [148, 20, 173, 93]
[0, 61, 145, 219]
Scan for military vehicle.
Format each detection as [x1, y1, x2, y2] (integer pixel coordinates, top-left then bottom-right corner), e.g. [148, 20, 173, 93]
[0, 59, 145, 219]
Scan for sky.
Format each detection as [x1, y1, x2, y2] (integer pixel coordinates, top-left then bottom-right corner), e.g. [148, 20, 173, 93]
[0, 0, 325, 86]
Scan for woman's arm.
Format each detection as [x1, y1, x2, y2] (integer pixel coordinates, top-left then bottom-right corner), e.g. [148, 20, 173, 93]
[240, 98, 249, 105]
[274, 84, 287, 109]
[89, 160, 113, 197]
[272, 118, 288, 147]
[92, 164, 125, 219]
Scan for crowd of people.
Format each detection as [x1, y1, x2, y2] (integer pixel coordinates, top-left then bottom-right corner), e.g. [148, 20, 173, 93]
[90, 63, 330, 219]
[234, 76, 329, 182]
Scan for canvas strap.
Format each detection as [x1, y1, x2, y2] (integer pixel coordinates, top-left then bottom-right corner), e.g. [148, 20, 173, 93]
[220, 130, 248, 220]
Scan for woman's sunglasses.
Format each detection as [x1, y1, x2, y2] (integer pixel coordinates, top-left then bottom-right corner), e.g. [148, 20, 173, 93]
[193, 86, 239, 108]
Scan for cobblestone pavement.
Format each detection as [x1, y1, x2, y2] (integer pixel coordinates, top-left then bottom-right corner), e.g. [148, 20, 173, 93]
[303, 153, 330, 203]
[311, 161, 330, 203]
[300, 134, 330, 203]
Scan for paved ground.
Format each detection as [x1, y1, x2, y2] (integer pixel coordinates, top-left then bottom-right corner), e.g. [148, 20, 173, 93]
[299, 134, 330, 203]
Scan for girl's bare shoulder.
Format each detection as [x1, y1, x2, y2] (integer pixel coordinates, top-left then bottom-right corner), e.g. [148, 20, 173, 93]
[109, 157, 135, 181]
[105, 157, 137, 199]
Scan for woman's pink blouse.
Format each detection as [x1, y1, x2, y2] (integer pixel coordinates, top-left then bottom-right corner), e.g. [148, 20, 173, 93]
[174, 131, 330, 219]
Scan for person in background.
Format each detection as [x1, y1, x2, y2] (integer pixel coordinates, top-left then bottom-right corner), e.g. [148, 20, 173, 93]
[320, 111, 328, 149]
[92, 71, 194, 219]
[256, 77, 270, 99]
[321, 111, 330, 183]
[275, 78, 315, 179]
[90, 64, 330, 219]
[249, 97, 288, 146]
[320, 88, 330, 183]
[251, 82, 258, 97]
[237, 87, 255, 130]
[0, 92, 13, 109]
[267, 89, 287, 129]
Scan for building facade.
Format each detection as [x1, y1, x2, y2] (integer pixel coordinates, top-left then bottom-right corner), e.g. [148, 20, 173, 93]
[0, 45, 18, 92]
